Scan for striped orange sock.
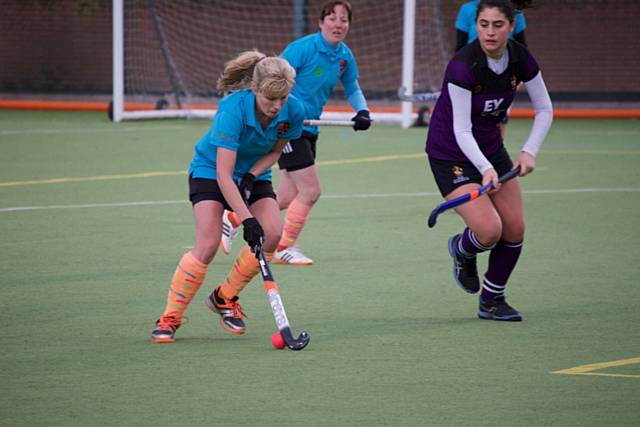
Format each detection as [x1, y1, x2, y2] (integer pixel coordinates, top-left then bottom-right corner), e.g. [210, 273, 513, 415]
[162, 251, 208, 318]
[219, 245, 273, 299]
[277, 199, 313, 251]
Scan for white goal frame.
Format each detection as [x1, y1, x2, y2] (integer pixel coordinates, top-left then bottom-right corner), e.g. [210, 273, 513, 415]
[112, 0, 417, 127]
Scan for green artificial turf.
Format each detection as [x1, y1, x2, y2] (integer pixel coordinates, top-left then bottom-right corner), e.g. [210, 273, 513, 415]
[1, 111, 639, 426]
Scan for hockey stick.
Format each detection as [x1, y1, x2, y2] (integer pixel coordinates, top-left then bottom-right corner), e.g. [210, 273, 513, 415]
[256, 245, 310, 350]
[304, 119, 355, 127]
[397, 86, 440, 103]
[427, 167, 521, 228]
[237, 179, 310, 350]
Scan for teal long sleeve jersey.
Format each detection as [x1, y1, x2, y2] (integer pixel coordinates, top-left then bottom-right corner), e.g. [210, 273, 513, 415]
[281, 31, 368, 135]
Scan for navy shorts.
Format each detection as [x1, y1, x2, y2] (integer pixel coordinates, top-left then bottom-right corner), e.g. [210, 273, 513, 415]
[428, 146, 514, 197]
[277, 131, 318, 172]
[188, 177, 276, 209]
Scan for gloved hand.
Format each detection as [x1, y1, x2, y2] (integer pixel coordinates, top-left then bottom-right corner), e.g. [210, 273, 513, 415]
[242, 217, 264, 255]
[351, 110, 371, 131]
[237, 172, 256, 203]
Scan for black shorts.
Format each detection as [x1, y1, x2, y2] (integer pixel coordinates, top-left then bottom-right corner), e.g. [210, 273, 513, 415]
[277, 131, 318, 172]
[428, 146, 514, 197]
[188, 176, 276, 209]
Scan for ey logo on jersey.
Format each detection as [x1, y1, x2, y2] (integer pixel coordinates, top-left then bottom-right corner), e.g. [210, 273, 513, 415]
[483, 98, 505, 117]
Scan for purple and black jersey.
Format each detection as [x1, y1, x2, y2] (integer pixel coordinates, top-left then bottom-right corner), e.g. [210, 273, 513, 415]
[426, 40, 540, 161]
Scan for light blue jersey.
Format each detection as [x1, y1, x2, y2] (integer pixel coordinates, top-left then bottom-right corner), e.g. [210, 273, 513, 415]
[189, 90, 304, 182]
[281, 31, 367, 135]
[455, 0, 526, 44]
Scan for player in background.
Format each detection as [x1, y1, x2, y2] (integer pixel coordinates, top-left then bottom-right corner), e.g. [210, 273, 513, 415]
[426, 0, 552, 321]
[455, 0, 532, 137]
[151, 51, 304, 343]
[455, 0, 531, 51]
[220, 0, 371, 265]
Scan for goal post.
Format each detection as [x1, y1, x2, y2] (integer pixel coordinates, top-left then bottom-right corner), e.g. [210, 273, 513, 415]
[111, 0, 450, 126]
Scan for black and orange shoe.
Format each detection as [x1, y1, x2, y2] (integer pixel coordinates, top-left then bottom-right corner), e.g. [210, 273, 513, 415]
[206, 286, 247, 335]
[151, 315, 184, 343]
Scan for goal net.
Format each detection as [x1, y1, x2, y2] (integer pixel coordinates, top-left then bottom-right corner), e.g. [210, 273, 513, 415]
[112, 0, 452, 125]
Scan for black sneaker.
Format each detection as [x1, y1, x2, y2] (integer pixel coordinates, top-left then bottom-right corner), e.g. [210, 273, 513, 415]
[478, 297, 522, 321]
[151, 315, 183, 343]
[206, 286, 247, 335]
[448, 234, 480, 294]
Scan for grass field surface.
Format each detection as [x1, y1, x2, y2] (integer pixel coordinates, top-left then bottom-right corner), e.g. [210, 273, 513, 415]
[1, 111, 639, 426]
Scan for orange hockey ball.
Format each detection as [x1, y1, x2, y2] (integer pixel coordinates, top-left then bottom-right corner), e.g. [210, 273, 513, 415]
[271, 331, 285, 350]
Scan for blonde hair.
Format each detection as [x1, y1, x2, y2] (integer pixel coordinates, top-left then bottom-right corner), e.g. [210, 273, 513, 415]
[217, 50, 296, 98]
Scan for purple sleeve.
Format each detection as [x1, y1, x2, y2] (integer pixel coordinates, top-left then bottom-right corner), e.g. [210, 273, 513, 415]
[444, 59, 475, 91]
[523, 51, 540, 82]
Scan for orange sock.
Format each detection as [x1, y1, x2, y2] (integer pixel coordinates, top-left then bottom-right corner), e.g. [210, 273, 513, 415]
[277, 199, 313, 251]
[219, 246, 273, 299]
[227, 211, 241, 228]
[162, 251, 208, 318]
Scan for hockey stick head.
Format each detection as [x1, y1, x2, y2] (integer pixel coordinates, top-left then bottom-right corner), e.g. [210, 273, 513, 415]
[427, 208, 440, 228]
[280, 327, 310, 351]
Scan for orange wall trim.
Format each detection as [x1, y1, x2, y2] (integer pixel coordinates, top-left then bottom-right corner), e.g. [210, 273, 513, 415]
[1, 99, 639, 119]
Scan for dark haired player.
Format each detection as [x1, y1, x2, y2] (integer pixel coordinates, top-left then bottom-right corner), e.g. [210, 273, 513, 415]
[455, 0, 532, 51]
[426, 0, 552, 321]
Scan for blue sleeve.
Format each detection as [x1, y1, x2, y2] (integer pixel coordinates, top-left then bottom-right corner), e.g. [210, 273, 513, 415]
[281, 42, 303, 71]
[455, 3, 474, 32]
[514, 12, 526, 34]
[341, 54, 367, 111]
[210, 110, 242, 151]
[346, 82, 368, 112]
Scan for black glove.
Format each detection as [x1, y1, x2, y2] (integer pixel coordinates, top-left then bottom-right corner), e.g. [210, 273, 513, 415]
[242, 217, 264, 255]
[237, 172, 256, 203]
[351, 110, 371, 131]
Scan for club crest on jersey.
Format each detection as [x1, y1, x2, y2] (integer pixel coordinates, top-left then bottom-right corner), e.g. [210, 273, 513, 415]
[277, 122, 290, 137]
[338, 59, 347, 76]
[474, 85, 483, 94]
[511, 75, 517, 90]
[452, 166, 469, 184]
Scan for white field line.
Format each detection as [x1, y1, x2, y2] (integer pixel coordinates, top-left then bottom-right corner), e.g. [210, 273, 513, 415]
[1, 188, 639, 213]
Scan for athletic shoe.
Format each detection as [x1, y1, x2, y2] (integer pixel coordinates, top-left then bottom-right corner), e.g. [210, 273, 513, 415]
[447, 234, 480, 294]
[206, 286, 247, 335]
[274, 245, 313, 266]
[151, 315, 183, 343]
[478, 297, 523, 321]
[220, 210, 238, 255]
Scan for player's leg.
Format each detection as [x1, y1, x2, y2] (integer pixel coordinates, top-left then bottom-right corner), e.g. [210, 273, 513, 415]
[449, 187, 503, 292]
[151, 179, 225, 342]
[275, 165, 319, 265]
[275, 132, 319, 265]
[478, 178, 525, 321]
[277, 169, 298, 210]
[429, 156, 502, 293]
[208, 182, 280, 334]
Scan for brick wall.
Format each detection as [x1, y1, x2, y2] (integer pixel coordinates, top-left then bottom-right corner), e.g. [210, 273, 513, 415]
[1, 0, 638, 100]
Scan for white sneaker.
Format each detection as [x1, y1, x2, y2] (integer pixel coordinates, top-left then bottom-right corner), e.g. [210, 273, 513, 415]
[220, 210, 238, 255]
[274, 245, 313, 266]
